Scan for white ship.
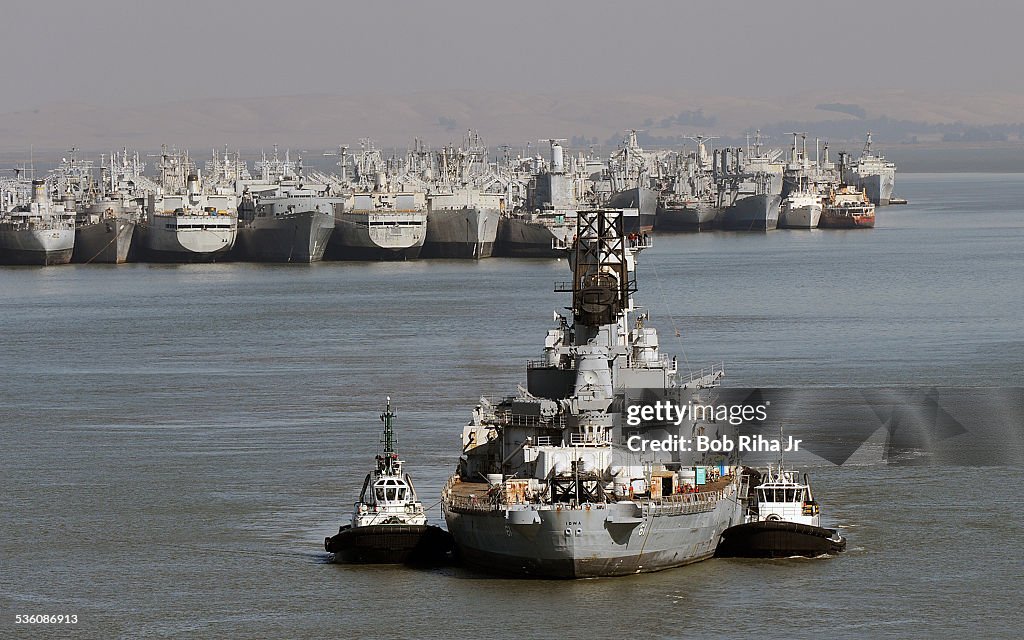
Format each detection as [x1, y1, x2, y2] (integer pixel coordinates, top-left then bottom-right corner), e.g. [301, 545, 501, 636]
[326, 191, 427, 261]
[143, 172, 237, 262]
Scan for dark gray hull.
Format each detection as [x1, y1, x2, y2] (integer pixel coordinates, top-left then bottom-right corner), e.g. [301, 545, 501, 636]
[237, 210, 334, 263]
[719, 194, 782, 231]
[656, 202, 719, 232]
[495, 216, 573, 258]
[325, 216, 425, 261]
[422, 207, 499, 259]
[72, 220, 135, 264]
[607, 187, 657, 233]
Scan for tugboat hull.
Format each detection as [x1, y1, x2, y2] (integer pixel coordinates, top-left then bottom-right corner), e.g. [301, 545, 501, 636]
[325, 524, 454, 565]
[715, 520, 846, 558]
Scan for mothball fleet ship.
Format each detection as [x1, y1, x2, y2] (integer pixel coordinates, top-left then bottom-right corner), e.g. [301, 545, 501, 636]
[442, 208, 742, 578]
[842, 132, 896, 206]
[496, 139, 577, 258]
[141, 148, 238, 262]
[0, 179, 76, 265]
[421, 132, 502, 259]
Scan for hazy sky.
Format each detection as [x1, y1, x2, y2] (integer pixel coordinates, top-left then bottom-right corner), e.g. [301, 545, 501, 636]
[2, 0, 1023, 111]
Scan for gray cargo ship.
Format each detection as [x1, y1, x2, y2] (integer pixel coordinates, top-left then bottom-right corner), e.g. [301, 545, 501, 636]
[72, 198, 139, 264]
[237, 186, 337, 263]
[496, 141, 577, 258]
[442, 209, 741, 578]
[421, 189, 502, 259]
[718, 191, 781, 231]
[0, 180, 76, 266]
[326, 192, 427, 261]
[656, 136, 720, 232]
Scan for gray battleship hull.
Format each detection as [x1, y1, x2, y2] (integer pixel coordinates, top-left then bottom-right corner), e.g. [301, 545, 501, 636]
[444, 483, 741, 578]
[0, 227, 75, 265]
[656, 202, 719, 232]
[422, 207, 499, 259]
[719, 194, 782, 231]
[326, 216, 425, 261]
[494, 216, 574, 258]
[72, 220, 135, 264]
[237, 210, 334, 263]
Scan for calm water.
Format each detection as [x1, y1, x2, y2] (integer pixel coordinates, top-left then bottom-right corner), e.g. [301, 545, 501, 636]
[2, 174, 1022, 638]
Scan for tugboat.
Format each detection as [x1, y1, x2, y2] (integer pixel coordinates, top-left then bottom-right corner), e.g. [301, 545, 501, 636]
[325, 398, 454, 564]
[716, 462, 846, 558]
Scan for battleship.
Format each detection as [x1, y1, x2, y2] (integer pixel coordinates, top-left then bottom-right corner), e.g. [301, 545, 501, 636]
[442, 209, 742, 578]
[327, 192, 427, 261]
[842, 132, 896, 206]
[325, 399, 454, 564]
[236, 185, 337, 263]
[0, 179, 76, 266]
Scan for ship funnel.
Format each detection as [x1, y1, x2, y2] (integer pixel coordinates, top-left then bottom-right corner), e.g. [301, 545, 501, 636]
[551, 142, 565, 173]
[186, 173, 201, 197]
[31, 179, 47, 204]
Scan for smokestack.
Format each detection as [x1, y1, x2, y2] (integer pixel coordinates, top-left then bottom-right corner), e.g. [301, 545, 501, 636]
[32, 179, 46, 205]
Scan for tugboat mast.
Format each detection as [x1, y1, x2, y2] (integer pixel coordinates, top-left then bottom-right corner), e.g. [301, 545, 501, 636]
[380, 396, 395, 455]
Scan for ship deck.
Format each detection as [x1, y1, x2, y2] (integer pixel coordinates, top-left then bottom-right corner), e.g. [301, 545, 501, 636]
[446, 475, 735, 512]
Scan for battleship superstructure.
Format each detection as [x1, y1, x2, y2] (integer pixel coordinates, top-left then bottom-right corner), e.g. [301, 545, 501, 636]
[842, 132, 896, 206]
[442, 209, 741, 578]
[0, 179, 76, 265]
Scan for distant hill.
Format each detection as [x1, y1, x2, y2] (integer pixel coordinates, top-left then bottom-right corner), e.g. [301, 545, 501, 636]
[2, 89, 1023, 165]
